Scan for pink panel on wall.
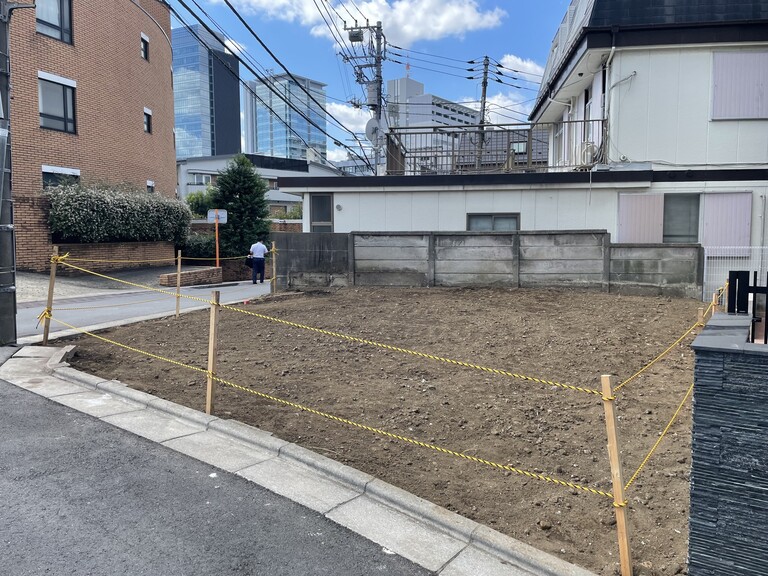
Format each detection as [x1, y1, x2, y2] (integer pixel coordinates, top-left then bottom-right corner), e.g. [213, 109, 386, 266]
[701, 192, 752, 247]
[617, 194, 663, 243]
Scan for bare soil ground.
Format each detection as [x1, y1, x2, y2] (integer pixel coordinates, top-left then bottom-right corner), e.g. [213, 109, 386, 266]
[64, 286, 703, 575]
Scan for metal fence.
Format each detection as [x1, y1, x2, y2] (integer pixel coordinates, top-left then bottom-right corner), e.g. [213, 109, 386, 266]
[703, 246, 768, 300]
[384, 119, 605, 176]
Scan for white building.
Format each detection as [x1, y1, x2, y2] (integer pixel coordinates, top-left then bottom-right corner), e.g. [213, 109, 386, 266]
[386, 77, 480, 129]
[280, 0, 768, 294]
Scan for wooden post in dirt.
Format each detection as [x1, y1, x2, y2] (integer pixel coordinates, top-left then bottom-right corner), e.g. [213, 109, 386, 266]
[205, 290, 220, 415]
[601, 374, 633, 576]
[175, 249, 182, 319]
[698, 307, 704, 324]
[712, 291, 719, 314]
[271, 241, 277, 295]
[42, 246, 59, 346]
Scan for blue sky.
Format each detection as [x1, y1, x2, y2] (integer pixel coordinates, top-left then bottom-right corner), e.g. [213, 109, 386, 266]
[168, 0, 570, 161]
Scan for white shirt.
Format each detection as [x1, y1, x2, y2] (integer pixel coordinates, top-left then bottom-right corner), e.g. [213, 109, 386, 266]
[250, 241, 269, 259]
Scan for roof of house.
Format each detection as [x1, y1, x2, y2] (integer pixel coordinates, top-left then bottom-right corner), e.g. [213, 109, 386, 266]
[589, 0, 768, 27]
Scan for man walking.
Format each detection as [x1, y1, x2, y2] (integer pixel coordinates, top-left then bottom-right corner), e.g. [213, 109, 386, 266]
[249, 239, 269, 284]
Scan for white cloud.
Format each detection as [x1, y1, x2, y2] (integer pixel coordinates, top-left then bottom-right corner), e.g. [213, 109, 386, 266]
[327, 101, 371, 134]
[224, 38, 247, 55]
[213, 0, 506, 47]
[498, 54, 544, 83]
[326, 147, 349, 162]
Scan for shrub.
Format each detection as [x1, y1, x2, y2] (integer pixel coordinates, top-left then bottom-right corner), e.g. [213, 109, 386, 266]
[286, 203, 303, 219]
[45, 183, 191, 245]
[185, 187, 216, 218]
[180, 232, 216, 258]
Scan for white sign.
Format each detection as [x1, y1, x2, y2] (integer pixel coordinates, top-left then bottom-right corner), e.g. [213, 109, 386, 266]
[207, 209, 227, 224]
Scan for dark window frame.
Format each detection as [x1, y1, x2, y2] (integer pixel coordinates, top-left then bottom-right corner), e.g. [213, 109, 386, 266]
[144, 111, 152, 134]
[141, 37, 149, 61]
[310, 193, 333, 232]
[39, 78, 76, 134]
[466, 212, 520, 232]
[42, 170, 79, 188]
[36, 0, 73, 44]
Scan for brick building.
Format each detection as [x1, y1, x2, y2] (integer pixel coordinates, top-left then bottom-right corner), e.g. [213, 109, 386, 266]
[10, 0, 176, 271]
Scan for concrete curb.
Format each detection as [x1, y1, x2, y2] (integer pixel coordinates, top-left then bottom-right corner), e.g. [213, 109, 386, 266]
[11, 345, 598, 576]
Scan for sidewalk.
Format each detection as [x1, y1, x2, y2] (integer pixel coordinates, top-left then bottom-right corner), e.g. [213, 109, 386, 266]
[0, 343, 596, 576]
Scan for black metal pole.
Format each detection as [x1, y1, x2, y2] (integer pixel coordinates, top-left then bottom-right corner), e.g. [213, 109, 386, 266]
[0, 1, 16, 345]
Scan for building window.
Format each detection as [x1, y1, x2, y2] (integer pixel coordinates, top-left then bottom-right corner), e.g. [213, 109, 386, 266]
[42, 165, 80, 188]
[38, 74, 76, 133]
[144, 108, 152, 133]
[147, 180, 155, 193]
[663, 194, 700, 243]
[467, 213, 520, 232]
[140, 34, 149, 60]
[310, 194, 333, 232]
[188, 173, 212, 186]
[36, 0, 72, 43]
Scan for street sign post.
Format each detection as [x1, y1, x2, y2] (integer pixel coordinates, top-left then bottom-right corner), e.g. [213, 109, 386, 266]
[207, 209, 227, 267]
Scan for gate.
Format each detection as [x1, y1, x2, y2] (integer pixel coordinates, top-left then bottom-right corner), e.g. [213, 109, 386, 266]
[727, 270, 768, 343]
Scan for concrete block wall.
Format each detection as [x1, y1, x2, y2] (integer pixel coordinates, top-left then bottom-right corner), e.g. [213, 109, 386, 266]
[610, 244, 703, 298]
[518, 231, 608, 290]
[434, 234, 518, 287]
[271, 231, 704, 296]
[354, 234, 430, 286]
[690, 316, 768, 576]
[272, 231, 349, 289]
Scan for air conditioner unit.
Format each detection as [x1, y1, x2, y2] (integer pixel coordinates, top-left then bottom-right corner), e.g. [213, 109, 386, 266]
[579, 141, 597, 166]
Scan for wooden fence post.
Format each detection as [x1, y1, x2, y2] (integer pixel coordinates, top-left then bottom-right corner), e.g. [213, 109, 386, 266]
[601, 374, 633, 576]
[175, 249, 182, 319]
[698, 307, 704, 324]
[42, 246, 59, 346]
[712, 291, 719, 314]
[271, 241, 277, 294]
[205, 290, 220, 415]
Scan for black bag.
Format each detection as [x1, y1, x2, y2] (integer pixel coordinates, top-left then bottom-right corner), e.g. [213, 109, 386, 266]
[245, 256, 253, 269]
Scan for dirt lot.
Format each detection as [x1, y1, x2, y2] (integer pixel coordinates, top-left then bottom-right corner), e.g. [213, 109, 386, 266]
[64, 286, 704, 575]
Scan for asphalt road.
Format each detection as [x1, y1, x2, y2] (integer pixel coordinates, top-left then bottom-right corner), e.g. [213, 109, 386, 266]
[0, 377, 430, 576]
[16, 281, 270, 341]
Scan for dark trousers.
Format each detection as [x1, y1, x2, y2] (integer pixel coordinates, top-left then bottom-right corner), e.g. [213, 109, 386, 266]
[252, 258, 265, 283]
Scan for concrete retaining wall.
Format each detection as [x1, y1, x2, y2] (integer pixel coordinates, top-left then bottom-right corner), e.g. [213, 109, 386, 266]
[272, 231, 704, 297]
[690, 316, 768, 575]
[611, 244, 703, 298]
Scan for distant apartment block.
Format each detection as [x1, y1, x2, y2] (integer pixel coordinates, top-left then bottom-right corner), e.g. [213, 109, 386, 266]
[242, 74, 327, 162]
[386, 77, 480, 128]
[172, 24, 240, 160]
[12, 0, 176, 271]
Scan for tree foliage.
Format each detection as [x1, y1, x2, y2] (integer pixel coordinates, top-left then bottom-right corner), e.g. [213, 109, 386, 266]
[45, 183, 191, 244]
[185, 187, 216, 218]
[210, 154, 271, 257]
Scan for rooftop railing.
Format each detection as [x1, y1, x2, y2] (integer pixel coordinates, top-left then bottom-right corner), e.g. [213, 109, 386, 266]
[384, 119, 605, 176]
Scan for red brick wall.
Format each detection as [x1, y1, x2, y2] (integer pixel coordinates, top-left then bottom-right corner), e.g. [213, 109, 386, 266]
[54, 241, 176, 275]
[159, 267, 223, 287]
[10, 0, 175, 271]
[271, 221, 302, 233]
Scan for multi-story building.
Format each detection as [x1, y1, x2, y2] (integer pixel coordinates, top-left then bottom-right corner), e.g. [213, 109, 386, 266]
[242, 74, 327, 162]
[11, 0, 177, 271]
[386, 77, 480, 128]
[172, 24, 240, 160]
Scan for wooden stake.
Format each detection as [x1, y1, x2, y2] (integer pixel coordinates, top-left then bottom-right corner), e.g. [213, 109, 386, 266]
[271, 241, 277, 294]
[601, 374, 633, 576]
[697, 306, 704, 324]
[712, 291, 719, 314]
[175, 249, 182, 319]
[42, 246, 59, 346]
[205, 290, 220, 415]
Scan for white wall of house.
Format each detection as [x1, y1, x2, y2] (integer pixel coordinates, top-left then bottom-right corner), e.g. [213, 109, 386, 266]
[609, 46, 768, 167]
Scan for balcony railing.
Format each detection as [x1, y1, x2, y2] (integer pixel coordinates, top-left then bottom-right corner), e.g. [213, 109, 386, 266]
[384, 119, 605, 176]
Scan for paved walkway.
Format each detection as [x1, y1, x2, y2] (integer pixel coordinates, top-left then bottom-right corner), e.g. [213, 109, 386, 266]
[0, 344, 596, 576]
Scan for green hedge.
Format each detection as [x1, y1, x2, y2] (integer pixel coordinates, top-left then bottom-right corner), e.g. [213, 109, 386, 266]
[181, 232, 216, 258]
[46, 184, 191, 245]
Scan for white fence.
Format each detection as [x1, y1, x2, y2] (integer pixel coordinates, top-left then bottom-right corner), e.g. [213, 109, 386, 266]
[704, 246, 768, 301]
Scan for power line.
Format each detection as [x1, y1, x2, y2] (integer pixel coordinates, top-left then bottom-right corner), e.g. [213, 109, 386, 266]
[388, 58, 475, 79]
[388, 49, 476, 72]
[388, 43, 480, 64]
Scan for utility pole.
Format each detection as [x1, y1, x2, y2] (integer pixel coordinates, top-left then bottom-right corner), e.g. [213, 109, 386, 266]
[0, 2, 32, 346]
[344, 20, 385, 175]
[475, 55, 489, 171]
